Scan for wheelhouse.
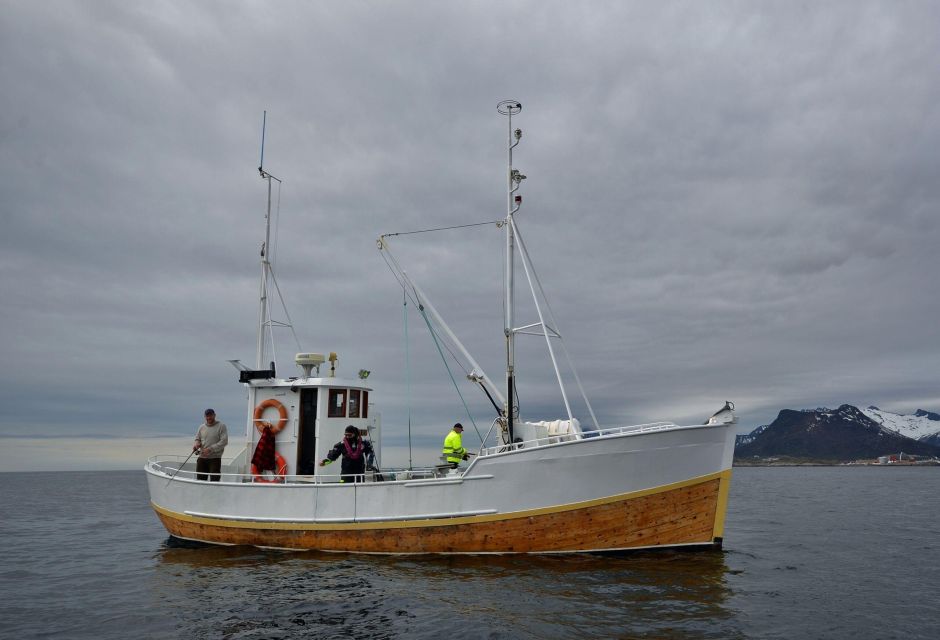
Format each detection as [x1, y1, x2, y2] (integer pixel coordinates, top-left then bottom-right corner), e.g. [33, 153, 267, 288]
[241, 373, 380, 480]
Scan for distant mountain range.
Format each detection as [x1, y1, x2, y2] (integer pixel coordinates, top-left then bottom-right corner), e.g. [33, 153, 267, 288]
[861, 406, 940, 447]
[735, 404, 940, 462]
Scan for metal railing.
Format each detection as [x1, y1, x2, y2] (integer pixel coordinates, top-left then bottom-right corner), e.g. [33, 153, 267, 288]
[147, 455, 450, 485]
[477, 421, 683, 457]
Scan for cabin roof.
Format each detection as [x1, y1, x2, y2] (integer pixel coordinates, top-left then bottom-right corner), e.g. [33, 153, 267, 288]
[245, 377, 373, 391]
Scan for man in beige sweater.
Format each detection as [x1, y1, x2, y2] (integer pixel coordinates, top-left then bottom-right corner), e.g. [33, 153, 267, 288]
[193, 409, 228, 481]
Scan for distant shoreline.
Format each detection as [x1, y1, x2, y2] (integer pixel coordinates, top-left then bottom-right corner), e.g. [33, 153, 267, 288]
[734, 459, 940, 467]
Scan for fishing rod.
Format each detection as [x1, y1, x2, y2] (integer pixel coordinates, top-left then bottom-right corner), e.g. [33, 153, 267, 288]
[165, 448, 198, 487]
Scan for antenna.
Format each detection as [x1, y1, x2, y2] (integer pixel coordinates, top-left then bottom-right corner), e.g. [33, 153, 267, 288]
[259, 110, 266, 176]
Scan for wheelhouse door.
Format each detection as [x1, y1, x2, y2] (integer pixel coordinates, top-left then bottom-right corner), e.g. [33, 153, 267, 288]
[297, 389, 318, 474]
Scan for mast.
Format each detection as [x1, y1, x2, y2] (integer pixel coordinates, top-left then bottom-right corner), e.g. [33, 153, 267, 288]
[498, 100, 524, 442]
[256, 111, 282, 370]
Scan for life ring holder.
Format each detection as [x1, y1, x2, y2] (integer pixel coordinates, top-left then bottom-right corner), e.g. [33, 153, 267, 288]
[251, 452, 288, 483]
[253, 398, 288, 434]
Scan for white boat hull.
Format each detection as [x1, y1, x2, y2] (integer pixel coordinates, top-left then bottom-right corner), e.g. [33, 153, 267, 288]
[146, 422, 735, 553]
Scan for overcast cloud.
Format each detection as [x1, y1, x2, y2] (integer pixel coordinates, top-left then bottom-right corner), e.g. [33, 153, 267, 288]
[2, 1, 938, 470]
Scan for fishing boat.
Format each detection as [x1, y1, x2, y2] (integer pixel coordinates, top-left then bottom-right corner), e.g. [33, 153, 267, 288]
[145, 102, 738, 553]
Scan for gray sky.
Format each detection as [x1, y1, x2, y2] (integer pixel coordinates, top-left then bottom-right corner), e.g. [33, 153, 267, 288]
[2, 1, 938, 470]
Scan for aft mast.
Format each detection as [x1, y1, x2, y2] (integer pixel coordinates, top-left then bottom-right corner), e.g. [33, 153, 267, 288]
[498, 100, 525, 442]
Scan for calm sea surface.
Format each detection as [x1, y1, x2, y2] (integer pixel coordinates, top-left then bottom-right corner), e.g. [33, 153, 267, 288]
[0, 467, 937, 639]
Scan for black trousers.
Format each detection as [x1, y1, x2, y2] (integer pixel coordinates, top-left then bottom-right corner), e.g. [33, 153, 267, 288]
[339, 461, 366, 483]
[197, 457, 222, 481]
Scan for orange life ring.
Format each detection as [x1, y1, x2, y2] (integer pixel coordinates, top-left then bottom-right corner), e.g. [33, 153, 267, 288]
[251, 452, 288, 483]
[253, 398, 288, 434]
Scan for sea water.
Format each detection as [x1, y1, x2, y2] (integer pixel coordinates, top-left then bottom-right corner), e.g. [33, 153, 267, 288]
[0, 467, 937, 639]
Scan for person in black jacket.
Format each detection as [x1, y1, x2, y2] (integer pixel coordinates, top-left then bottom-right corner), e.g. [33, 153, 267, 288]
[319, 425, 375, 482]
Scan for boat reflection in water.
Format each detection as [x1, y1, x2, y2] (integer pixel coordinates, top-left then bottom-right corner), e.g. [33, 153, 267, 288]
[153, 543, 741, 639]
[145, 102, 738, 554]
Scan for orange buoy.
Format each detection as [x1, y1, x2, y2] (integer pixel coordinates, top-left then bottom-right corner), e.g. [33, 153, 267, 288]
[251, 451, 288, 483]
[253, 398, 288, 434]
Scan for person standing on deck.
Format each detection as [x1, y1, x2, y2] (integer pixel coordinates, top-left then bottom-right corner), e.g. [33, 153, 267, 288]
[319, 425, 375, 483]
[442, 422, 469, 468]
[193, 409, 228, 481]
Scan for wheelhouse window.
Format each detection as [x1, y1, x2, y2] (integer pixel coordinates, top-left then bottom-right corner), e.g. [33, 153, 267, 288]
[362, 391, 369, 418]
[348, 390, 361, 418]
[328, 388, 347, 417]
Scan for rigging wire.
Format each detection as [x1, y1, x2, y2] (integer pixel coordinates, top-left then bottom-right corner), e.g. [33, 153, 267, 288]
[378, 249, 473, 377]
[378, 247, 409, 292]
[268, 268, 304, 354]
[383, 219, 502, 238]
[270, 179, 283, 266]
[404, 288, 413, 470]
[414, 299, 484, 444]
[512, 217, 599, 429]
[380, 249, 482, 443]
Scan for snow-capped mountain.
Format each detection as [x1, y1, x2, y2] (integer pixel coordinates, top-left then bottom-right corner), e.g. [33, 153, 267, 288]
[861, 406, 940, 444]
[735, 404, 940, 461]
[734, 423, 769, 447]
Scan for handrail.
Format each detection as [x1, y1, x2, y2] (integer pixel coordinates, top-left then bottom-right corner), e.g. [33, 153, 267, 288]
[477, 421, 701, 457]
[146, 456, 446, 485]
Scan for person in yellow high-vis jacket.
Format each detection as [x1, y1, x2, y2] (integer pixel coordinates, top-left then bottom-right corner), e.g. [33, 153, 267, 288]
[442, 423, 468, 468]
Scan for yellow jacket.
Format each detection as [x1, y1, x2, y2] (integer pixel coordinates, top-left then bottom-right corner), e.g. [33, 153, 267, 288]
[442, 429, 466, 464]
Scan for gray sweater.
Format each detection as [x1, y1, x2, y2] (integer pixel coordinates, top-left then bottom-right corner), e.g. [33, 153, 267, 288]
[195, 422, 228, 459]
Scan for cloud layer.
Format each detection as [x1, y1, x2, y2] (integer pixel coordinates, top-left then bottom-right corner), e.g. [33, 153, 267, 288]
[2, 2, 938, 469]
